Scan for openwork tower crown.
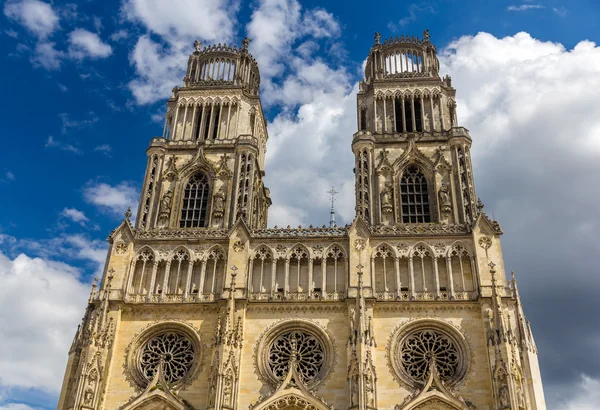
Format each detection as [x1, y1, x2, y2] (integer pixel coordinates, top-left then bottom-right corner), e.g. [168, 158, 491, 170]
[183, 38, 261, 96]
[365, 30, 439, 83]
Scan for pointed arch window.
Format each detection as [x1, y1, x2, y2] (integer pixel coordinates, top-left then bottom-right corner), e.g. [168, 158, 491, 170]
[180, 172, 211, 228]
[400, 165, 431, 223]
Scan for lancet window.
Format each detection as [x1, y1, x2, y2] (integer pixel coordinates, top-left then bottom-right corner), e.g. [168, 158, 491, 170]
[449, 244, 474, 293]
[457, 147, 474, 224]
[129, 250, 155, 296]
[373, 245, 396, 297]
[139, 155, 158, 230]
[235, 153, 253, 221]
[250, 246, 274, 294]
[180, 172, 211, 228]
[356, 149, 371, 222]
[325, 245, 346, 295]
[400, 165, 431, 223]
[390, 96, 424, 133]
[202, 248, 226, 296]
[289, 246, 309, 294]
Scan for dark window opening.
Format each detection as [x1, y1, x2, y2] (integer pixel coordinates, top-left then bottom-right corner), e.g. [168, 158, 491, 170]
[404, 100, 414, 132]
[212, 105, 220, 139]
[394, 98, 404, 132]
[194, 106, 203, 140]
[360, 108, 367, 131]
[414, 99, 423, 132]
[179, 172, 210, 228]
[400, 165, 430, 223]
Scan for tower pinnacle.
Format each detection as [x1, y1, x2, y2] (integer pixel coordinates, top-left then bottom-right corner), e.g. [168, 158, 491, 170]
[328, 187, 338, 228]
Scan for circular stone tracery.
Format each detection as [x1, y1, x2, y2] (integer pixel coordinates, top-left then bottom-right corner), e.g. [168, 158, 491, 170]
[268, 330, 325, 385]
[400, 329, 459, 384]
[139, 331, 195, 384]
[389, 320, 470, 388]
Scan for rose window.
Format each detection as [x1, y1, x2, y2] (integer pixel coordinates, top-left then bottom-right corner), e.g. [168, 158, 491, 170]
[139, 332, 195, 384]
[268, 330, 325, 385]
[400, 329, 459, 384]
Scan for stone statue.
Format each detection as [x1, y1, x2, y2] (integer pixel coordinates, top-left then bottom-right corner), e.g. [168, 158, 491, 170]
[193, 40, 202, 52]
[381, 185, 393, 212]
[159, 190, 172, 220]
[423, 29, 430, 41]
[374, 32, 381, 45]
[242, 37, 251, 50]
[499, 385, 510, 408]
[84, 388, 94, 405]
[213, 188, 225, 218]
[438, 183, 452, 211]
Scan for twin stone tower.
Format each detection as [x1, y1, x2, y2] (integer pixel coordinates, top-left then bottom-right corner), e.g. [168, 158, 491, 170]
[57, 32, 546, 410]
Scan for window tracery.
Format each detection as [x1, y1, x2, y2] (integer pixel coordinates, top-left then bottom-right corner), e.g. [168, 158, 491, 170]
[389, 321, 469, 389]
[356, 149, 370, 222]
[139, 331, 195, 384]
[400, 329, 459, 385]
[400, 165, 430, 223]
[268, 330, 325, 386]
[180, 172, 211, 228]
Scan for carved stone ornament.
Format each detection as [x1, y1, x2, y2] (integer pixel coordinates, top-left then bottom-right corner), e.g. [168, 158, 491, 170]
[354, 239, 366, 251]
[163, 156, 178, 181]
[387, 318, 471, 389]
[438, 183, 452, 213]
[254, 319, 336, 390]
[212, 187, 226, 219]
[276, 244, 287, 257]
[124, 321, 203, 391]
[478, 236, 492, 250]
[115, 242, 128, 255]
[233, 240, 245, 253]
[311, 245, 324, 258]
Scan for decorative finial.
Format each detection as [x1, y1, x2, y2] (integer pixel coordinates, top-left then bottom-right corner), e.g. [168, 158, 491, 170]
[107, 268, 115, 283]
[242, 37, 251, 50]
[193, 39, 202, 52]
[124, 207, 132, 221]
[374, 32, 381, 45]
[423, 29, 430, 41]
[488, 261, 496, 271]
[88, 277, 98, 303]
[477, 198, 484, 211]
[229, 265, 238, 291]
[327, 187, 338, 228]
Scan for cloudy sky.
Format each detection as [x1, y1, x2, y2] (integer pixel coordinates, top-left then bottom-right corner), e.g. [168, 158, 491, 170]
[1, 0, 599, 408]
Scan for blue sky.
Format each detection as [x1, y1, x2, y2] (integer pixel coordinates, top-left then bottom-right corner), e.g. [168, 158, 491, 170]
[1, 0, 600, 409]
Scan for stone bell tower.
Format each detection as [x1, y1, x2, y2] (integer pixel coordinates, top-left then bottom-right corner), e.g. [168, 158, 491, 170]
[354, 30, 473, 227]
[136, 38, 271, 232]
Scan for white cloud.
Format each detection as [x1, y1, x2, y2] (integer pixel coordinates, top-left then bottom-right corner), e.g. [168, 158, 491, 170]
[94, 144, 112, 154]
[44, 136, 82, 155]
[59, 112, 99, 134]
[83, 181, 139, 216]
[0, 404, 41, 410]
[552, 375, 600, 409]
[3, 0, 59, 39]
[0, 250, 89, 392]
[110, 29, 128, 42]
[32, 41, 64, 70]
[507, 4, 544, 11]
[243, 0, 356, 227]
[122, 0, 237, 45]
[60, 208, 89, 224]
[68, 29, 112, 60]
[122, 0, 238, 104]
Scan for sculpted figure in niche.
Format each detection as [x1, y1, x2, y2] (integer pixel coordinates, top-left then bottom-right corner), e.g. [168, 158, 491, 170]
[213, 187, 226, 219]
[158, 190, 172, 227]
[499, 385, 510, 408]
[438, 183, 452, 213]
[83, 388, 94, 405]
[381, 185, 393, 212]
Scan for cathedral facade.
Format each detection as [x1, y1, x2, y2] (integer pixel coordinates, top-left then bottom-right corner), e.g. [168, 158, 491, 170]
[57, 32, 546, 410]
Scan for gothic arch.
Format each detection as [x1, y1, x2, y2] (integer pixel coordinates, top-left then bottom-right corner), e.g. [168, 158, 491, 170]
[251, 244, 275, 260]
[286, 243, 311, 260]
[372, 242, 398, 259]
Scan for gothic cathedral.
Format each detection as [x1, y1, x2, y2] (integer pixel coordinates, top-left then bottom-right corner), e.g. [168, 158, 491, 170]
[57, 32, 546, 410]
